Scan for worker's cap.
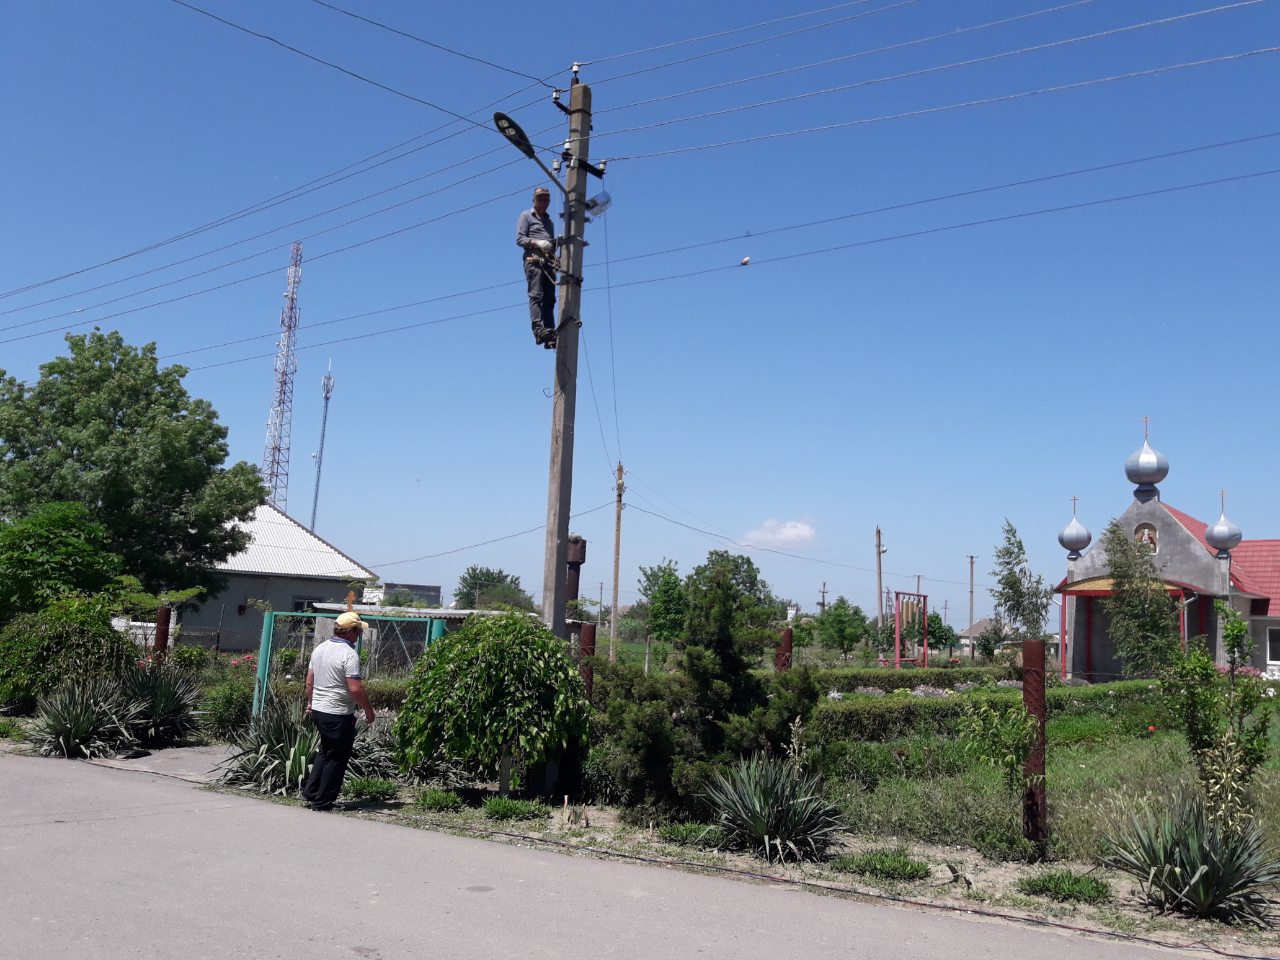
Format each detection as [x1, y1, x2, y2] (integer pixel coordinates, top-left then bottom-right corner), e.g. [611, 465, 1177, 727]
[334, 611, 369, 631]
[532, 186, 551, 198]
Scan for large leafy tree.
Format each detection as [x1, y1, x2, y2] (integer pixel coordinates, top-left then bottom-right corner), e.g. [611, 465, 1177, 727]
[1100, 518, 1180, 676]
[989, 520, 1052, 642]
[643, 559, 686, 646]
[452, 564, 534, 610]
[0, 332, 265, 594]
[0, 502, 122, 620]
[813, 596, 868, 657]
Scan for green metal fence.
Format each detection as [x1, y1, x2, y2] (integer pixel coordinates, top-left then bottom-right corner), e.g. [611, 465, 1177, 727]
[252, 611, 448, 715]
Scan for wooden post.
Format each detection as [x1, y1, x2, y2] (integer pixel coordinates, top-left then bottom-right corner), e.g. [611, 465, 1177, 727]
[1022, 637, 1048, 856]
[579, 622, 596, 702]
[775, 626, 793, 671]
[154, 604, 171, 654]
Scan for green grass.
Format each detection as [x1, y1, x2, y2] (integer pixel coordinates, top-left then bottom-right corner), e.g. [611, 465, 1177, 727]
[832, 847, 931, 882]
[415, 788, 464, 812]
[658, 822, 726, 848]
[343, 777, 400, 803]
[1016, 869, 1111, 904]
[482, 796, 550, 821]
[0, 717, 23, 739]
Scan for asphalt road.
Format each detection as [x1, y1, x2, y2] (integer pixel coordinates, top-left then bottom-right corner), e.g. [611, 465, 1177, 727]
[0, 752, 1189, 960]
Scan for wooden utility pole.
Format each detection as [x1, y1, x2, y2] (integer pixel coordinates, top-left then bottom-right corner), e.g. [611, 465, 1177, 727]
[968, 554, 976, 660]
[541, 82, 593, 639]
[942, 599, 949, 624]
[610, 460, 624, 662]
[875, 527, 886, 628]
[818, 582, 828, 615]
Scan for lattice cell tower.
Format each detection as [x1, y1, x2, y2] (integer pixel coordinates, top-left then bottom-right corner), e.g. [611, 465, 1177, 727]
[262, 241, 304, 511]
[309, 362, 335, 532]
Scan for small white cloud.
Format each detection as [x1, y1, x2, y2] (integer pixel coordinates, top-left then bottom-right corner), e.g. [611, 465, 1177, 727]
[744, 518, 815, 547]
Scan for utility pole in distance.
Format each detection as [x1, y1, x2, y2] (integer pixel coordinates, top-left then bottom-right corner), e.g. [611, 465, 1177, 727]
[610, 460, 624, 662]
[818, 582, 828, 615]
[875, 527, 886, 628]
[968, 554, 977, 661]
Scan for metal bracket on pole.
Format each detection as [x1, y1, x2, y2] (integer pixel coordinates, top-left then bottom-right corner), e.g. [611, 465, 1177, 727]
[552, 89, 570, 115]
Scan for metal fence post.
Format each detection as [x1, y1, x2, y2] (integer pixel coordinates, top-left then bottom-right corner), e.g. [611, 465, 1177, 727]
[252, 612, 275, 717]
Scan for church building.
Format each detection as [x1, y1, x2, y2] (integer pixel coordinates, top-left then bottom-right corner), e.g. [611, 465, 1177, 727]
[1055, 438, 1280, 681]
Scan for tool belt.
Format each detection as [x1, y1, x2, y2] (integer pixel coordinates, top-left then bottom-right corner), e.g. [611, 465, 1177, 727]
[524, 250, 557, 271]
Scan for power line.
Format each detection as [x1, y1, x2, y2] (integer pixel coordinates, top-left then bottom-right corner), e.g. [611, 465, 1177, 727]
[0, 185, 535, 346]
[168, 0, 495, 129]
[595, 2, 1263, 139]
[579, 0, 886, 67]
[0, 161, 525, 335]
[601, 211, 623, 462]
[306, 0, 555, 86]
[174, 163, 1280, 370]
[596, 0, 1099, 116]
[592, 0, 919, 86]
[579, 327, 617, 479]
[603, 46, 1280, 160]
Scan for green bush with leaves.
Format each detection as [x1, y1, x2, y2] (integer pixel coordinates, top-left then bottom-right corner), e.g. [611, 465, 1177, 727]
[395, 612, 588, 793]
[0, 597, 136, 713]
[1103, 789, 1280, 926]
[199, 676, 254, 741]
[167, 644, 209, 676]
[120, 662, 200, 746]
[416, 788, 464, 812]
[482, 796, 550, 821]
[658, 822, 726, 849]
[959, 701, 1038, 796]
[28, 677, 140, 758]
[344, 777, 400, 803]
[0, 717, 22, 739]
[702, 756, 844, 863]
[832, 847, 930, 882]
[218, 696, 318, 795]
[1015, 869, 1110, 904]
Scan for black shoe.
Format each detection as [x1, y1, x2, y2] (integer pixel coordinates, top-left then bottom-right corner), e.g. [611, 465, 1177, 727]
[534, 324, 556, 346]
[308, 801, 335, 812]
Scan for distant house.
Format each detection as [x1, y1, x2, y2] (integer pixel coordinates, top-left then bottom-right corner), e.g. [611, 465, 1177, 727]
[180, 504, 376, 651]
[365, 582, 443, 608]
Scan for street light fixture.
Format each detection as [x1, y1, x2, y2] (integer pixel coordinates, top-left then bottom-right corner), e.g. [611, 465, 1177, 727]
[493, 112, 567, 195]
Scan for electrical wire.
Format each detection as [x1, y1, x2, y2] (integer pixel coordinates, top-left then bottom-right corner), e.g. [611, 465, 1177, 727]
[579, 327, 618, 479]
[595, 2, 1263, 138]
[0, 164, 526, 335]
[595, 0, 1099, 116]
[306, 0, 554, 86]
[0, 185, 535, 346]
[594, 131, 1280, 270]
[168, 165, 1280, 370]
[603, 46, 1280, 160]
[168, 0, 495, 129]
[592, 0, 919, 86]
[600, 212, 623, 463]
[579, 0, 884, 67]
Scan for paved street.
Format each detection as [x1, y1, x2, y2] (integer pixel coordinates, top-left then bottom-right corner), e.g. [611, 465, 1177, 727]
[0, 752, 1188, 960]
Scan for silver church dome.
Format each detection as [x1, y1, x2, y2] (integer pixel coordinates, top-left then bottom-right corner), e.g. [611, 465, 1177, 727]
[1205, 510, 1242, 558]
[1058, 515, 1092, 559]
[1125, 439, 1169, 485]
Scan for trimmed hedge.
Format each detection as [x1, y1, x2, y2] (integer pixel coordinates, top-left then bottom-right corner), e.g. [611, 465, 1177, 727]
[811, 680, 1158, 744]
[270, 677, 409, 711]
[813, 666, 1011, 693]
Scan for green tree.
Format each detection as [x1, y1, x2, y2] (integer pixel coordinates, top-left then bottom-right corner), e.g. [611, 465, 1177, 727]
[813, 596, 868, 657]
[646, 562, 686, 646]
[0, 502, 123, 621]
[924, 611, 959, 654]
[0, 332, 265, 594]
[1100, 518, 1180, 676]
[394, 611, 588, 794]
[453, 565, 534, 610]
[990, 520, 1052, 642]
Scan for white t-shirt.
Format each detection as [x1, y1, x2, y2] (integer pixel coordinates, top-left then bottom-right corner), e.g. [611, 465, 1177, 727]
[309, 639, 361, 715]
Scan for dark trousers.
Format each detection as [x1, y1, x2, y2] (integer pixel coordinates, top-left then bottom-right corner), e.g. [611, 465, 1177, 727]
[303, 710, 356, 807]
[525, 259, 556, 334]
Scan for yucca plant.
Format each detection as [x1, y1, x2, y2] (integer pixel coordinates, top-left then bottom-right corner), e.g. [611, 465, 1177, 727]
[120, 662, 200, 746]
[344, 776, 400, 803]
[1103, 789, 1280, 927]
[701, 756, 844, 863]
[218, 696, 318, 795]
[348, 717, 400, 781]
[482, 796, 550, 821]
[29, 678, 140, 759]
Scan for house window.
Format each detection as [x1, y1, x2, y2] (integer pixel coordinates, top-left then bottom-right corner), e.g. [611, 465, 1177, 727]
[1269, 628, 1280, 664]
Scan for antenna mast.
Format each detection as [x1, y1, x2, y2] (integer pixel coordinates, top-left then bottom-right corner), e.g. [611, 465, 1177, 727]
[262, 241, 303, 510]
[309, 363, 335, 531]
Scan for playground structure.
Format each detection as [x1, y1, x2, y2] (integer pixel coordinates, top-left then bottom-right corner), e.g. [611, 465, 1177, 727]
[892, 590, 930, 668]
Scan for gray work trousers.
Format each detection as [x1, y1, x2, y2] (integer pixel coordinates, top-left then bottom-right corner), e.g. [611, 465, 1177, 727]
[525, 259, 556, 334]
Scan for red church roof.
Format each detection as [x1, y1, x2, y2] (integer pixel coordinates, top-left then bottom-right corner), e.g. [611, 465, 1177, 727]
[1161, 503, 1273, 603]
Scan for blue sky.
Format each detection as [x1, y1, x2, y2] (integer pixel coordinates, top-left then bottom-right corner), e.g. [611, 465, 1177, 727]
[1, 0, 1277, 623]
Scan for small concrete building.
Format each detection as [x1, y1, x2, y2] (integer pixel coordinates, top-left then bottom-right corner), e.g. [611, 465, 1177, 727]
[1056, 439, 1280, 680]
[181, 504, 377, 651]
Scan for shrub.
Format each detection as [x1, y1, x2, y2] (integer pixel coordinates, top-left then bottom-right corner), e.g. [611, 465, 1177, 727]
[1103, 789, 1280, 926]
[199, 676, 254, 741]
[483, 796, 550, 821]
[0, 600, 135, 713]
[702, 756, 844, 863]
[0, 717, 22, 739]
[658, 822, 726, 849]
[120, 662, 200, 746]
[416, 788, 464, 812]
[396, 612, 588, 793]
[344, 777, 400, 803]
[832, 847, 930, 882]
[167, 645, 209, 676]
[274, 648, 300, 675]
[814, 666, 1008, 694]
[1016, 869, 1111, 904]
[28, 678, 139, 758]
[218, 696, 318, 795]
[348, 718, 401, 781]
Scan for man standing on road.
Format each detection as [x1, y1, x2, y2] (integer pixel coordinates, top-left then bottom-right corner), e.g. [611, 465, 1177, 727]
[516, 185, 558, 349]
[302, 611, 376, 811]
